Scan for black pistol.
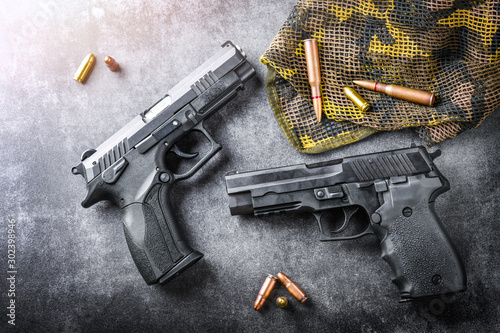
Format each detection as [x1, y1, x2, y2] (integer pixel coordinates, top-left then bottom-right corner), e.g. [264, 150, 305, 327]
[73, 41, 255, 285]
[225, 146, 466, 301]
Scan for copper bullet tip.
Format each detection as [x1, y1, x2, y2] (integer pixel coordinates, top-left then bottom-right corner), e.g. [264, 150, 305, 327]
[352, 80, 376, 91]
[104, 56, 120, 72]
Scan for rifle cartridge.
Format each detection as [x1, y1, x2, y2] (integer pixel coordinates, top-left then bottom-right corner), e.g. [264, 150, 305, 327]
[353, 80, 436, 106]
[304, 39, 322, 122]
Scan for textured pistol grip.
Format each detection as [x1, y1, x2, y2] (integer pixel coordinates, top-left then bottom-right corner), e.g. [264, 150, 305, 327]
[122, 183, 203, 285]
[374, 176, 466, 301]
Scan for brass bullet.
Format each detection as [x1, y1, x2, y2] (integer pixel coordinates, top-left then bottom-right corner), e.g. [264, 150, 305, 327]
[353, 80, 436, 106]
[344, 87, 370, 112]
[73, 53, 95, 83]
[104, 56, 120, 72]
[277, 272, 308, 303]
[276, 296, 289, 308]
[254, 274, 277, 310]
[304, 39, 322, 122]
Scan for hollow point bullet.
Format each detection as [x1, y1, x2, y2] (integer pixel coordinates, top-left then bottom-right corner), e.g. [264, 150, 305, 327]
[353, 80, 436, 107]
[73, 53, 95, 83]
[104, 56, 120, 72]
[254, 274, 277, 310]
[277, 272, 308, 303]
[304, 39, 323, 122]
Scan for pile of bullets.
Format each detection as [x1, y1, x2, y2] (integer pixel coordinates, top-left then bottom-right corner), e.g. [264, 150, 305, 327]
[254, 272, 308, 310]
[304, 39, 436, 121]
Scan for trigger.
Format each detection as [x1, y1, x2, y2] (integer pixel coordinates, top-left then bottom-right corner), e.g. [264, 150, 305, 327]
[331, 206, 359, 234]
[171, 144, 199, 159]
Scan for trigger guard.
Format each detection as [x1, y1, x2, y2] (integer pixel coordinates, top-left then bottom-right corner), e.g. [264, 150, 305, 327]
[170, 122, 222, 182]
[314, 211, 328, 238]
[317, 207, 373, 241]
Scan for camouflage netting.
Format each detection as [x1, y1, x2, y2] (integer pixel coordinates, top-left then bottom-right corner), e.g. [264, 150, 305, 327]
[261, 0, 500, 153]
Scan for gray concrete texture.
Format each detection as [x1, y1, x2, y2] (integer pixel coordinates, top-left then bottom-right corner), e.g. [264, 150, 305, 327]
[0, 0, 499, 332]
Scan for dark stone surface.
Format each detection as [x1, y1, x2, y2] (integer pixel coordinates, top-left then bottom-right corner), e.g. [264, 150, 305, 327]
[0, 1, 499, 331]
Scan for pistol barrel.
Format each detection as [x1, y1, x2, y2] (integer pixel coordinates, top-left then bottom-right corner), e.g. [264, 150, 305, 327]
[225, 146, 437, 217]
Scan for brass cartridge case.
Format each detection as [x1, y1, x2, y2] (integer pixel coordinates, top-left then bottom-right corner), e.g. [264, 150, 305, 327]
[353, 80, 436, 106]
[104, 56, 120, 72]
[254, 274, 277, 310]
[344, 87, 370, 112]
[304, 39, 322, 122]
[277, 272, 308, 303]
[73, 53, 95, 83]
[276, 296, 289, 308]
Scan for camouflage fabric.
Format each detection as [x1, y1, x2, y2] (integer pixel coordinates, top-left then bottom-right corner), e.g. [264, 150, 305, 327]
[261, 0, 500, 153]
